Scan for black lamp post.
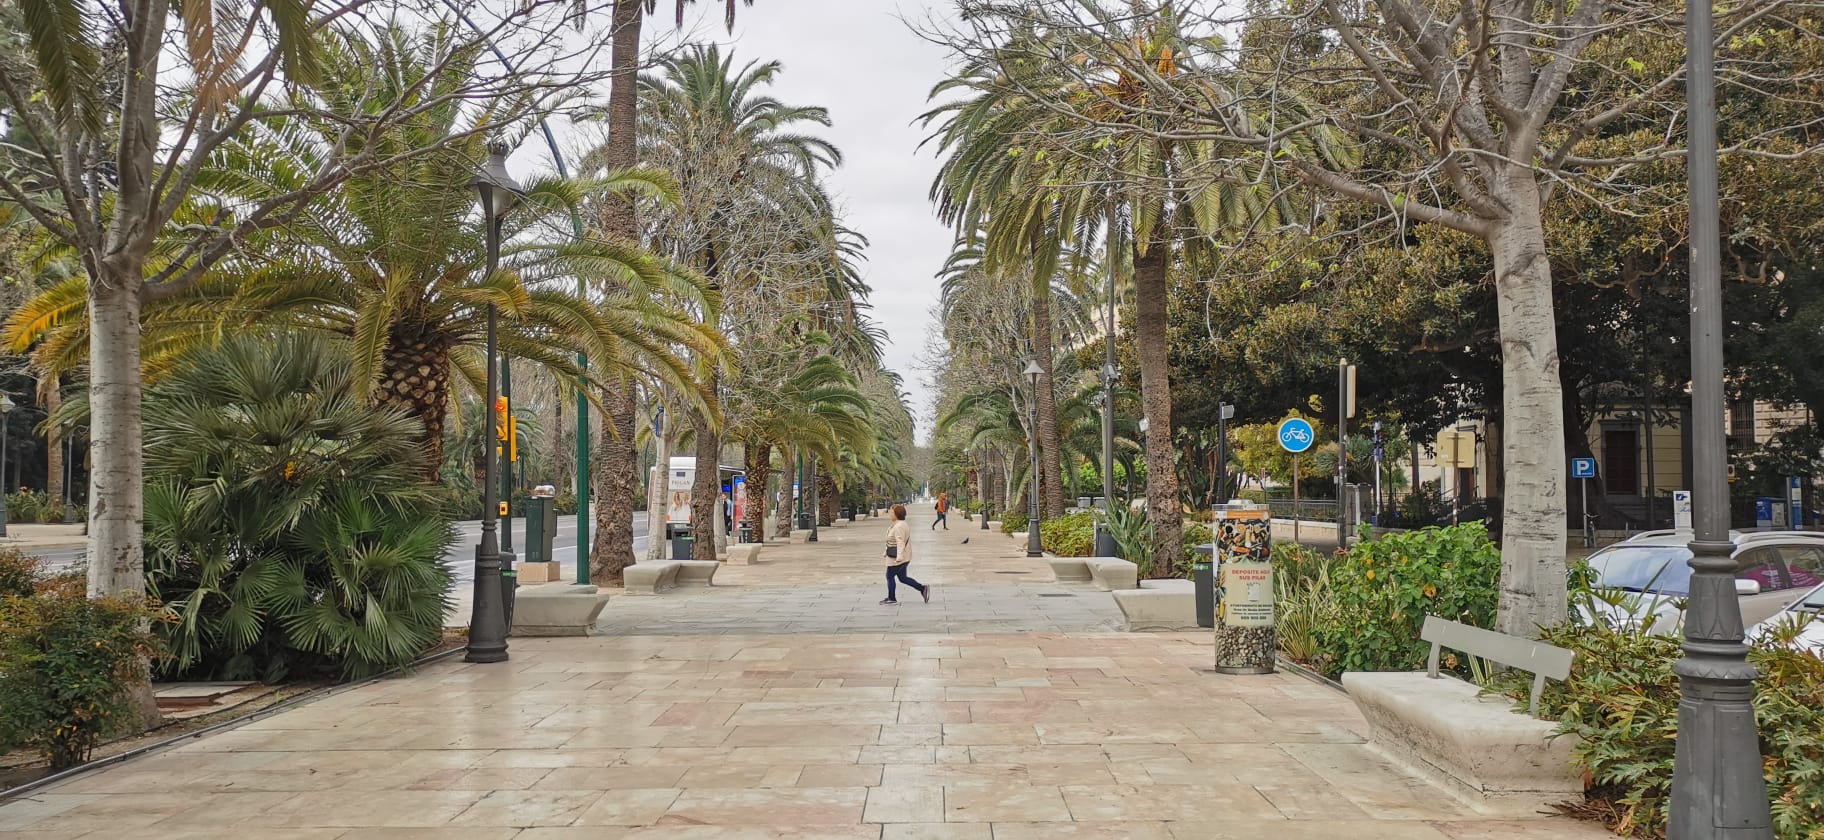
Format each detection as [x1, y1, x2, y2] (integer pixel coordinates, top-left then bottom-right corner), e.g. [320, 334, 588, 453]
[0, 394, 13, 537]
[465, 140, 523, 664]
[1024, 359, 1043, 558]
[1669, 0, 1773, 829]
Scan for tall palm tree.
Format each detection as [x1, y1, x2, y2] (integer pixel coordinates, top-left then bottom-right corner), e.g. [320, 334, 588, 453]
[7, 28, 723, 477]
[619, 44, 844, 558]
[586, 0, 760, 580]
[924, 12, 1351, 573]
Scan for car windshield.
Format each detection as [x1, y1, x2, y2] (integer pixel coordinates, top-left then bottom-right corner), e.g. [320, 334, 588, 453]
[1587, 545, 1695, 595]
[1793, 586, 1824, 612]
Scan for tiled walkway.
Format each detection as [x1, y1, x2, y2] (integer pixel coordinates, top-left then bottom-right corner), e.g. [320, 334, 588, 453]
[0, 508, 1609, 839]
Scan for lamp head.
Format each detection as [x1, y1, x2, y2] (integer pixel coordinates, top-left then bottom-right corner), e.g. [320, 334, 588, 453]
[470, 140, 524, 220]
[0, 394, 12, 414]
[1022, 359, 1042, 383]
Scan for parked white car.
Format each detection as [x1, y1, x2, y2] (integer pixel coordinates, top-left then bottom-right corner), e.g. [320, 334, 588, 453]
[1579, 531, 1824, 634]
[1748, 581, 1824, 652]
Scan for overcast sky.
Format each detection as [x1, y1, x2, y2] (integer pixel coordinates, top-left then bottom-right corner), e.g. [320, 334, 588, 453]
[674, 1, 958, 440]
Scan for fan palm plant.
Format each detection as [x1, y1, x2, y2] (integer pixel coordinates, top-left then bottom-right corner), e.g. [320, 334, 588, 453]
[142, 333, 453, 681]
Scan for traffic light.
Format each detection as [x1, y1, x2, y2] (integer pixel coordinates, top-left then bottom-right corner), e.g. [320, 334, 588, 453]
[508, 417, 519, 463]
[494, 396, 510, 444]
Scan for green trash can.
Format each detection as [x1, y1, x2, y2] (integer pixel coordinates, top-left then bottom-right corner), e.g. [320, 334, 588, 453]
[525, 485, 557, 564]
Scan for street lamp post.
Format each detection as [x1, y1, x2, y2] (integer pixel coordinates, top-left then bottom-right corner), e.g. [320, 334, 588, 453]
[1216, 403, 1235, 504]
[0, 394, 13, 537]
[465, 141, 523, 665]
[1669, 0, 1774, 829]
[1024, 360, 1043, 558]
[1095, 362, 1120, 556]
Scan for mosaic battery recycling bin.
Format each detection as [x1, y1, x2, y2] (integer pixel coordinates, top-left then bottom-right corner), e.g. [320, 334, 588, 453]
[1213, 503, 1274, 674]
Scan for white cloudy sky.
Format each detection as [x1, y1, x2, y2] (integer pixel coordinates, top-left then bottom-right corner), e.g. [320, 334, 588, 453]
[651, 1, 960, 439]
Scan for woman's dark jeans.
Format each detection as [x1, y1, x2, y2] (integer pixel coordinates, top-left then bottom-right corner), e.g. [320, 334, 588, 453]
[886, 563, 924, 601]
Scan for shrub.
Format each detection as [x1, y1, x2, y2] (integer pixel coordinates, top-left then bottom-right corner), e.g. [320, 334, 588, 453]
[1501, 618, 1824, 838]
[1040, 512, 1095, 556]
[1313, 522, 1501, 677]
[1102, 504, 1154, 574]
[143, 335, 454, 682]
[1001, 510, 1029, 534]
[0, 546, 39, 598]
[0, 579, 164, 769]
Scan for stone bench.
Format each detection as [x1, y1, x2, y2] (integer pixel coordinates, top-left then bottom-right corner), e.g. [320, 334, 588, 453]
[510, 583, 610, 637]
[789, 529, 814, 544]
[623, 561, 681, 595]
[1087, 557, 1138, 591]
[1049, 558, 1092, 582]
[1112, 579, 1197, 631]
[675, 560, 719, 587]
[726, 544, 764, 565]
[1342, 616, 1580, 815]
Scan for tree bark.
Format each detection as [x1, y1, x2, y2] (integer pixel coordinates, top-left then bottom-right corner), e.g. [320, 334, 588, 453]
[1133, 233, 1184, 578]
[589, 378, 638, 583]
[587, 0, 647, 583]
[744, 441, 771, 538]
[818, 474, 838, 525]
[375, 320, 454, 476]
[1030, 278, 1067, 519]
[690, 412, 719, 560]
[1489, 165, 1570, 635]
[774, 446, 795, 538]
[87, 275, 145, 600]
[43, 378, 61, 504]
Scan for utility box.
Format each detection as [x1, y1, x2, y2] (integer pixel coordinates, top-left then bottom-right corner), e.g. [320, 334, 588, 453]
[519, 485, 561, 583]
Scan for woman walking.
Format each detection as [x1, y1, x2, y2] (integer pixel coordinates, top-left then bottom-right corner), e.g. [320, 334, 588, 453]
[883, 503, 931, 605]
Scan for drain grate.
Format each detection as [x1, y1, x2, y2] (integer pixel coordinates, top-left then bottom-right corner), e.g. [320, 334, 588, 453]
[1038, 593, 1075, 598]
[994, 570, 1031, 575]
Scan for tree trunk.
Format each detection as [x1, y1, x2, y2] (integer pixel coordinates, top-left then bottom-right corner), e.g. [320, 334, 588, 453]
[819, 474, 838, 525]
[745, 441, 771, 538]
[87, 275, 145, 601]
[1489, 166, 1571, 635]
[1030, 278, 1067, 519]
[374, 321, 454, 476]
[587, 0, 647, 583]
[43, 378, 62, 504]
[589, 377, 638, 584]
[774, 446, 795, 538]
[1133, 234, 1184, 578]
[690, 412, 719, 560]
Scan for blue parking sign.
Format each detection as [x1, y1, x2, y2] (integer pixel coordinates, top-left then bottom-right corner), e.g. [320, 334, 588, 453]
[1571, 458, 1597, 480]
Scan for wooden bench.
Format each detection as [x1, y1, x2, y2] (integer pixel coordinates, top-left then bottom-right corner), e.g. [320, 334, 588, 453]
[1342, 615, 1581, 814]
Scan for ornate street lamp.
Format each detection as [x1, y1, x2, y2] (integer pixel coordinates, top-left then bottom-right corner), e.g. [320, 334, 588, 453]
[465, 140, 523, 665]
[1669, 0, 1773, 829]
[1024, 359, 1043, 558]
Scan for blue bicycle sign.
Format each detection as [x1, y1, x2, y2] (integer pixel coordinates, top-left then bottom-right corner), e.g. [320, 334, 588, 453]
[1278, 417, 1316, 454]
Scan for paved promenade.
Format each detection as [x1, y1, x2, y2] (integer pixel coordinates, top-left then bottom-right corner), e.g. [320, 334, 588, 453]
[0, 506, 1608, 839]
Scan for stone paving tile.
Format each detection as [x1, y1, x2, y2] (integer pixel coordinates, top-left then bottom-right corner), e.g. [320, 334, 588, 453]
[0, 506, 1605, 838]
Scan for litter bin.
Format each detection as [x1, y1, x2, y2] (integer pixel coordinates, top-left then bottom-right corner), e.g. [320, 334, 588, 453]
[670, 527, 694, 560]
[1191, 544, 1216, 629]
[796, 512, 813, 530]
[738, 523, 753, 544]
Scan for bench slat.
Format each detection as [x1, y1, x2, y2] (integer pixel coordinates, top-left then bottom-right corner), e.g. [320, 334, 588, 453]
[1420, 615, 1573, 681]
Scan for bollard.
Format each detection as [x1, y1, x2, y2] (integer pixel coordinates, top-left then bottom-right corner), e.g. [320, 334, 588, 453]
[1213, 502, 1274, 674]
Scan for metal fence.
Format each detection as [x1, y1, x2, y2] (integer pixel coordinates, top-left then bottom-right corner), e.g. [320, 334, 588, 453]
[1266, 499, 1339, 522]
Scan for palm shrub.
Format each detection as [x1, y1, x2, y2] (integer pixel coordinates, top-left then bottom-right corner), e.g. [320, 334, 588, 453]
[144, 334, 454, 682]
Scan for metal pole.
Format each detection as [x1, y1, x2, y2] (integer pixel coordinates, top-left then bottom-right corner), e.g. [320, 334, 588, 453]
[466, 213, 508, 664]
[1028, 396, 1042, 558]
[1216, 405, 1232, 504]
[1292, 453, 1301, 546]
[1670, 0, 1771, 826]
[1337, 359, 1348, 539]
[808, 454, 820, 543]
[500, 361, 514, 555]
[0, 407, 10, 538]
[1373, 421, 1383, 526]
[1583, 478, 1593, 549]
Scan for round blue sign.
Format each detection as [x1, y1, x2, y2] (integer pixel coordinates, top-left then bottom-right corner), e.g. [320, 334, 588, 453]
[1277, 417, 1316, 454]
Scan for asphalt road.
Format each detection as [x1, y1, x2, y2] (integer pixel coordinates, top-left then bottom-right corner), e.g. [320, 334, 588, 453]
[28, 512, 652, 580]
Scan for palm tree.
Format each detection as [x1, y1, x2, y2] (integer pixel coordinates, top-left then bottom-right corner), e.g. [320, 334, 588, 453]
[586, 0, 760, 580]
[725, 348, 875, 539]
[924, 14, 1351, 573]
[7, 29, 723, 477]
[619, 44, 844, 559]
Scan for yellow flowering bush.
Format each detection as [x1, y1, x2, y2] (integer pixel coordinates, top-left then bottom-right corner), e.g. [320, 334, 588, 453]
[1312, 523, 1501, 677]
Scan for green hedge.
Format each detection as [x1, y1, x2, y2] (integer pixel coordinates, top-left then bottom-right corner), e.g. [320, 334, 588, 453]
[1308, 522, 1501, 677]
[1040, 512, 1095, 556]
